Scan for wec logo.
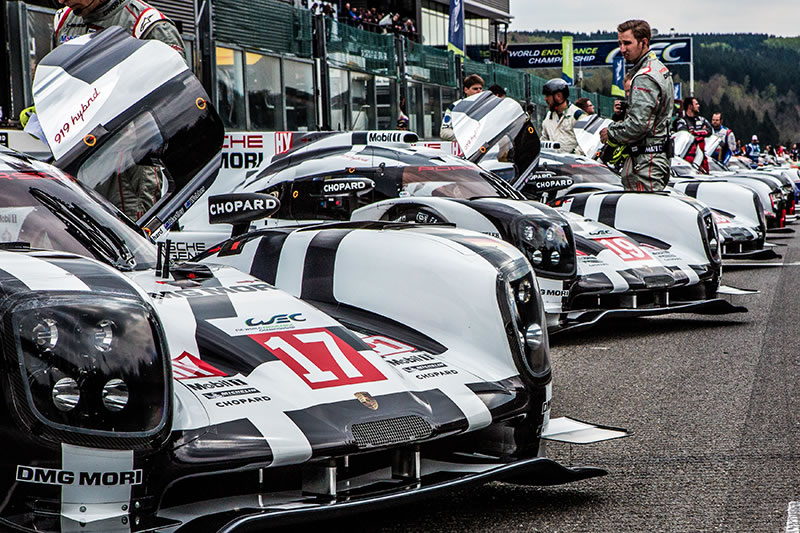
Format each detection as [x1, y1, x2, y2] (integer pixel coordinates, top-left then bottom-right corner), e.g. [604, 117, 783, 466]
[246, 313, 306, 327]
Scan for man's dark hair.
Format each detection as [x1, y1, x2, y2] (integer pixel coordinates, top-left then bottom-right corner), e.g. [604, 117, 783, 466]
[682, 96, 697, 112]
[617, 19, 652, 45]
[712, 112, 723, 120]
[463, 74, 484, 89]
[488, 84, 506, 97]
[575, 97, 592, 112]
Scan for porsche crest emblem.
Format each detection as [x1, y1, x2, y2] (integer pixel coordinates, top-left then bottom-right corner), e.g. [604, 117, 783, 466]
[354, 391, 378, 410]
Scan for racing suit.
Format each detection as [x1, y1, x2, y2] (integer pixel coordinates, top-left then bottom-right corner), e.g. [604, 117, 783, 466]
[440, 100, 459, 141]
[712, 125, 736, 165]
[53, 0, 185, 221]
[540, 103, 585, 155]
[745, 142, 760, 167]
[607, 51, 674, 192]
[674, 114, 712, 172]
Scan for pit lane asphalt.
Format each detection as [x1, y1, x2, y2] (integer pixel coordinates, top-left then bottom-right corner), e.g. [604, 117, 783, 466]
[277, 229, 800, 533]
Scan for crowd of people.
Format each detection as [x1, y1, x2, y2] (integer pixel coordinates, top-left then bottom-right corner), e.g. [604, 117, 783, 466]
[339, 3, 417, 40]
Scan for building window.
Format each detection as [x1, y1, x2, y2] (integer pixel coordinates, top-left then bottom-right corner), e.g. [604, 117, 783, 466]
[376, 76, 395, 130]
[284, 59, 315, 131]
[330, 68, 349, 131]
[350, 71, 374, 130]
[423, 85, 441, 138]
[215, 46, 245, 129]
[246, 52, 282, 130]
[465, 17, 489, 46]
[421, 1, 447, 47]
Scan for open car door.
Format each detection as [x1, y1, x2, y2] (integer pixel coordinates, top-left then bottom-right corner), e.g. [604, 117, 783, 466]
[32, 26, 224, 240]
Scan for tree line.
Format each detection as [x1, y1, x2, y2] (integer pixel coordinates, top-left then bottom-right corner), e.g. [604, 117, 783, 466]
[511, 30, 800, 146]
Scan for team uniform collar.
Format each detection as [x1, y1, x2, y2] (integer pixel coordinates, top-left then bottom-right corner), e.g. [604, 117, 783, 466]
[86, 0, 128, 21]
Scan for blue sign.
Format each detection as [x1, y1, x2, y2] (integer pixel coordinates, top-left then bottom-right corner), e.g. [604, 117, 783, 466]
[505, 38, 692, 69]
[612, 56, 625, 96]
[673, 82, 682, 101]
[447, 0, 465, 56]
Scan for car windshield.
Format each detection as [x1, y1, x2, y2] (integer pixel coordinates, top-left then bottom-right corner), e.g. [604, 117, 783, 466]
[540, 160, 621, 184]
[0, 157, 157, 270]
[397, 165, 518, 199]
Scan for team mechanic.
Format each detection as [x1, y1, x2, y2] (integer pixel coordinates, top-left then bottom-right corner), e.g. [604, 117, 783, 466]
[600, 19, 674, 192]
[53, 0, 187, 220]
[540, 78, 585, 155]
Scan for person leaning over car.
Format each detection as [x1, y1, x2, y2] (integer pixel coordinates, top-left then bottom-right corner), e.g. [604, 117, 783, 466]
[441, 74, 484, 141]
[53, 0, 186, 221]
[540, 78, 584, 155]
[600, 19, 674, 192]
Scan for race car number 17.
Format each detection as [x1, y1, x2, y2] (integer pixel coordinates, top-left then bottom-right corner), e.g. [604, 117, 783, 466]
[252, 328, 387, 389]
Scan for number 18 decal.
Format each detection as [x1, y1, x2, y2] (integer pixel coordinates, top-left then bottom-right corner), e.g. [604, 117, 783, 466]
[251, 328, 387, 389]
[595, 237, 652, 262]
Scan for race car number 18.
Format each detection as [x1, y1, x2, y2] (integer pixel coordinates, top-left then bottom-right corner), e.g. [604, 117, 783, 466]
[595, 237, 652, 261]
[253, 328, 387, 389]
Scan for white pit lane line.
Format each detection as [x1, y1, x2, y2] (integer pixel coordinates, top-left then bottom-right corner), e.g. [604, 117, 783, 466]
[786, 502, 800, 533]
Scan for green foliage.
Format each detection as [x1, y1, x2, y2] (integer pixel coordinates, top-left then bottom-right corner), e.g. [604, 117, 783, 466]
[510, 31, 800, 146]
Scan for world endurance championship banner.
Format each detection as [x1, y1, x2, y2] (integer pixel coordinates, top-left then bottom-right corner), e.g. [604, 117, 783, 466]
[502, 38, 692, 69]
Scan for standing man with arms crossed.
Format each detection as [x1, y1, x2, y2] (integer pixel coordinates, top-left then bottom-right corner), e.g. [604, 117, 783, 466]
[52, 0, 186, 221]
[711, 112, 736, 165]
[600, 19, 674, 192]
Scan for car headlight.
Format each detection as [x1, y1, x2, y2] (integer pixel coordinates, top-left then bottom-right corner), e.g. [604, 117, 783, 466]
[5, 294, 170, 449]
[499, 271, 550, 381]
[515, 218, 575, 279]
[699, 211, 721, 264]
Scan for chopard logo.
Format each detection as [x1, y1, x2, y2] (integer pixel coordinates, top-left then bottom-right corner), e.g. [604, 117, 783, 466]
[245, 313, 306, 327]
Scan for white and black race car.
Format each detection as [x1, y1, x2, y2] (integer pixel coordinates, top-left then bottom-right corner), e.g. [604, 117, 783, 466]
[170, 93, 749, 333]
[6, 28, 626, 532]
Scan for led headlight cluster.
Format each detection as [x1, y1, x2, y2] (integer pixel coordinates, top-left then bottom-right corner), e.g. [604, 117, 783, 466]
[7, 295, 169, 441]
[501, 271, 550, 381]
[701, 212, 721, 262]
[516, 218, 576, 279]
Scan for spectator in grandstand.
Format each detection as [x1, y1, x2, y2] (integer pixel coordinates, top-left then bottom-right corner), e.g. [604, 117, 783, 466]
[488, 84, 506, 98]
[440, 74, 484, 141]
[575, 97, 595, 115]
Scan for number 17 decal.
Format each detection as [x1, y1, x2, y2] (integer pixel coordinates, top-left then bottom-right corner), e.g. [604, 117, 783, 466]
[250, 328, 387, 389]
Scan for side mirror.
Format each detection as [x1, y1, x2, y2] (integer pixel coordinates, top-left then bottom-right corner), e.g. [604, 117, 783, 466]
[208, 193, 280, 237]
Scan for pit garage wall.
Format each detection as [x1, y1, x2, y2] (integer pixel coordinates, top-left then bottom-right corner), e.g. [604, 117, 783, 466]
[219, 131, 463, 175]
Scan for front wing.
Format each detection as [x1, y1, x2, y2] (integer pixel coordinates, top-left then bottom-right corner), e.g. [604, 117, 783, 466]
[160, 455, 607, 532]
[551, 297, 748, 335]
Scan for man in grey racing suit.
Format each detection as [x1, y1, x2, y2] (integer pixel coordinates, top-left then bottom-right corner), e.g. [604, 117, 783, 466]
[600, 19, 674, 192]
[53, 0, 186, 220]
